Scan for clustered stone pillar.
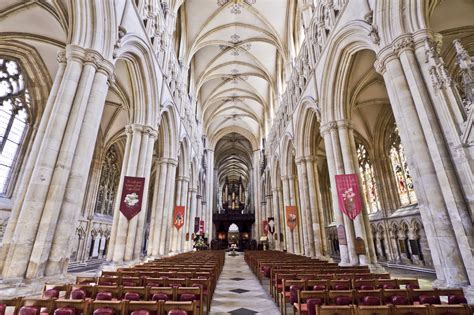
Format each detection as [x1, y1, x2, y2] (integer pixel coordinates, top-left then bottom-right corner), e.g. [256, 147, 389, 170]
[270, 187, 282, 250]
[184, 187, 197, 251]
[377, 35, 473, 286]
[0, 45, 113, 280]
[321, 121, 372, 266]
[107, 124, 156, 264]
[296, 157, 316, 257]
[205, 150, 214, 238]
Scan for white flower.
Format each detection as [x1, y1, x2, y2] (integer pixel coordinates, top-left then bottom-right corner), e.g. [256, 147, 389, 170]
[124, 192, 139, 207]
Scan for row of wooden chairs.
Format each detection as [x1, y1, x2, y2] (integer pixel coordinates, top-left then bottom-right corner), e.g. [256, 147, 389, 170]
[0, 298, 197, 315]
[284, 289, 468, 315]
[296, 304, 473, 315]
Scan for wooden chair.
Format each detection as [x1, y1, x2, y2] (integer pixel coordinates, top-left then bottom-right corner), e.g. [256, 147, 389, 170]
[160, 301, 196, 315]
[68, 285, 96, 299]
[327, 290, 354, 306]
[121, 277, 142, 287]
[17, 299, 55, 315]
[42, 284, 70, 299]
[356, 305, 391, 315]
[353, 280, 377, 290]
[90, 301, 124, 315]
[382, 289, 410, 305]
[397, 279, 419, 289]
[355, 290, 383, 306]
[273, 274, 297, 300]
[294, 290, 327, 315]
[148, 288, 174, 302]
[189, 278, 211, 314]
[94, 286, 121, 300]
[167, 278, 187, 288]
[123, 301, 160, 315]
[143, 278, 165, 288]
[176, 287, 203, 315]
[392, 305, 429, 315]
[436, 289, 467, 304]
[409, 289, 440, 305]
[280, 279, 306, 315]
[430, 305, 470, 315]
[98, 277, 120, 286]
[316, 305, 353, 315]
[329, 280, 352, 290]
[307, 280, 328, 291]
[122, 287, 147, 301]
[0, 297, 21, 315]
[377, 279, 399, 290]
[53, 299, 89, 315]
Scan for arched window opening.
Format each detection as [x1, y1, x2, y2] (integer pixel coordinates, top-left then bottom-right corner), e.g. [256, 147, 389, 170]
[388, 126, 417, 207]
[356, 143, 380, 213]
[0, 58, 30, 196]
[94, 145, 120, 216]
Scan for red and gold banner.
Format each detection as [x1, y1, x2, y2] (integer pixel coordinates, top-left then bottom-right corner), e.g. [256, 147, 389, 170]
[335, 174, 363, 220]
[173, 206, 185, 229]
[262, 220, 268, 235]
[286, 206, 298, 231]
[119, 176, 145, 220]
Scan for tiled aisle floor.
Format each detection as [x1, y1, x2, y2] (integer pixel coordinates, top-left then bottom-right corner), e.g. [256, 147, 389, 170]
[209, 252, 280, 315]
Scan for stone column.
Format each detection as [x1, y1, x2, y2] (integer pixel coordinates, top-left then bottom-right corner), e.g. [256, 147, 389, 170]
[159, 159, 178, 255]
[295, 157, 315, 257]
[380, 49, 470, 286]
[252, 150, 262, 240]
[108, 124, 156, 263]
[277, 186, 286, 251]
[205, 150, 214, 238]
[1, 45, 113, 280]
[321, 124, 353, 265]
[305, 156, 326, 257]
[185, 187, 197, 251]
[271, 187, 282, 250]
[281, 176, 294, 253]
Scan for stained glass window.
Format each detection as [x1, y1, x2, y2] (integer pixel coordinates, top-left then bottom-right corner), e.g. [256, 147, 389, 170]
[94, 145, 120, 215]
[0, 58, 30, 196]
[356, 143, 380, 213]
[388, 127, 417, 206]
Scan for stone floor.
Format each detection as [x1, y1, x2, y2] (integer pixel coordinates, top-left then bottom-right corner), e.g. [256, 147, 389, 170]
[209, 252, 280, 315]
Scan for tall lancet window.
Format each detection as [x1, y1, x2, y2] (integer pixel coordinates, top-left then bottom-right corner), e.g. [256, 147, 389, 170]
[95, 145, 120, 216]
[356, 143, 380, 213]
[0, 58, 30, 195]
[388, 126, 417, 207]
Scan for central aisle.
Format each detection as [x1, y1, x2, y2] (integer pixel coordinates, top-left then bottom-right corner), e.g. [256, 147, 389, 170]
[209, 252, 280, 315]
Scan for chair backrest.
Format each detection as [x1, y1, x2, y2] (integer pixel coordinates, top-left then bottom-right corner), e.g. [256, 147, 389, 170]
[307, 279, 328, 291]
[329, 280, 352, 290]
[98, 277, 120, 286]
[430, 304, 469, 315]
[382, 289, 410, 305]
[176, 287, 202, 305]
[393, 305, 430, 315]
[143, 278, 166, 288]
[377, 279, 399, 289]
[356, 305, 391, 315]
[42, 284, 70, 299]
[160, 301, 196, 315]
[124, 301, 160, 315]
[149, 287, 174, 301]
[69, 285, 96, 299]
[95, 286, 121, 300]
[122, 277, 142, 287]
[18, 299, 55, 315]
[409, 289, 439, 304]
[167, 278, 187, 288]
[397, 279, 419, 289]
[122, 287, 147, 301]
[353, 280, 377, 290]
[90, 301, 124, 315]
[327, 290, 354, 305]
[298, 290, 327, 305]
[355, 290, 383, 306]
[54, 299, 89, 315]
[316, 305, 353, 315]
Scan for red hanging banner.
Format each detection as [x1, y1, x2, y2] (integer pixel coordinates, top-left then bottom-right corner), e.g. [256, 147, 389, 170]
[119, 176, 145, 221]
[262, 220, 269, 236]
[199, 220, 205, 234]
[286, 206, 298, 231]
[335, 174, 363, 220]
[173, 206, 185, 229]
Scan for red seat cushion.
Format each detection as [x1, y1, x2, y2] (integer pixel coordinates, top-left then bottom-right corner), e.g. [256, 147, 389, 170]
[391, 295, 409, 305]
[448, 295, 467, 304]
[70, 289, 87, 300]
[44, 289, 60, 299]
[179, 294, 197, 302]
[406, 284, 420, 289]
[96, 292, 113, 301]
[307, 298, 324, 315]
[419, 295, 441, 305]
[130, 310, 150, 315]
[383, 284, 398, 289]
[335, 296, 352, 305]
[151, 293, 169, 301]
[313, 285, 326, 291]
[19, 306, 40, 315]
[290, 285, 303, 304]
[124, 292, 141, 301]
[0, 304, 6, 315]
[362, 296, 381, 306]
[54, 307, 76, 315]
[167, 310, 186, 315]
[93, 307, 115, 315]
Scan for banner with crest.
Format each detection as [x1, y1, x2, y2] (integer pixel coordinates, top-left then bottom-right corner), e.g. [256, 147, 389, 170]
[335, 174, 362, 220]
